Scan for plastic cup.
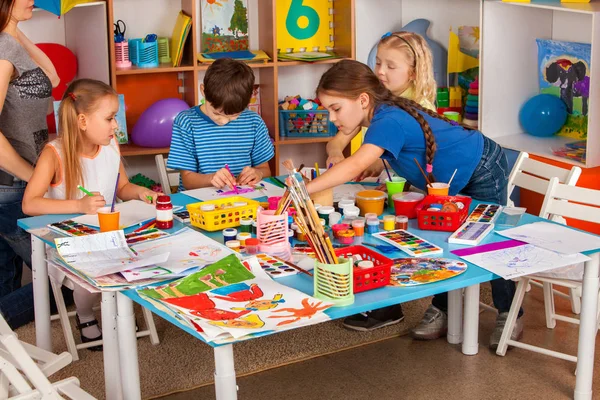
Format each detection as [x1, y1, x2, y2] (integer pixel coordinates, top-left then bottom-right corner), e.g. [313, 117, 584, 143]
[97, 207, 120, 232]
[385, 177, 407, 210]
[428, 182, 450, 196]
[392, 192, 425, 219]
[444, 111, 461, 122]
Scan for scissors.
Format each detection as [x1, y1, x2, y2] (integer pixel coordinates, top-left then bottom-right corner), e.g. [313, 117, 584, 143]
[114, 19, 126, 43]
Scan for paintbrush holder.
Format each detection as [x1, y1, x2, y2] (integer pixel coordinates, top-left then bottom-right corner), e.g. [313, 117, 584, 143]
[257, 209, 288, 245]
[314, 257, 354, 306]
[310, 188, 333, 207]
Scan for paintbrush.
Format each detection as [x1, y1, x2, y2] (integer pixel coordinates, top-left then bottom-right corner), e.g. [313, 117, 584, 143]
[413, 158, 432, 187]
[284, 259, 313, 277]
[447, 168, 458, 188]
[382, 159, 392, 181]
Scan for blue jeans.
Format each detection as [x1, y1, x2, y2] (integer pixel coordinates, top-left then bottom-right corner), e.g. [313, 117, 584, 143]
[432, 136, 524, 317]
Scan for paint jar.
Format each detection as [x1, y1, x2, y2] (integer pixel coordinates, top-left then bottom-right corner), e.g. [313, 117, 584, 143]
[329, 211, 342, 226]
[355, 190, 386, 216]
[288, 229, 294, 244]
[236, 232, 252, 245]
[427, 182, 450, 196]
[338, 198, 355, 213]
[343, 206, 360, 222]
[296, 230, 307, 242]
[383, 215, 396, 231]
[233, 201, 247, 207]
[366, 218, 380, 234]
[155, 195, 173, 229]
[223, 228, 237, 243]
[395, 216, 408, 230]
[240, 218, 253, 233]
[245, 238, 260, 255]
[337, 229, 355, 244]
[268, 196, 282, 210]
[364, 213, 378, 220]
[357, 260, 374, 270]
[313, 204, 322, 212]
[290, 223, 298, 238]
[310, 187, 334, 207]
[226, 240, 241, 252]
[392, 192, 425, 219]
[331, 223, 350, 238]
[252, 220, 258, 235]
[200, 203, 215, 212]
[385, 177, 407, 211]
[318, 206, 335, 225]
[351, 219, 365, 237]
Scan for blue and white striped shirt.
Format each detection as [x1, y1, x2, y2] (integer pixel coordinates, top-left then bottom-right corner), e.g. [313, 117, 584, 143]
[167, 107, 274, 191]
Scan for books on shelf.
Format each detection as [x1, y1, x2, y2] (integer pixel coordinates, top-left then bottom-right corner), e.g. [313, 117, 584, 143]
[197, 49, 271, 64]
[277, 51, 341, 62]
[171, 10, 193, 67]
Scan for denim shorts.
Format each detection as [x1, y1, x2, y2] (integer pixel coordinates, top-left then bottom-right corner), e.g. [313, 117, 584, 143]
[460, 135, 509, 206]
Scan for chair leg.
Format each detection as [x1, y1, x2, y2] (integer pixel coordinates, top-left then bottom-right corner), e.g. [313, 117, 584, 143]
[497, 278, 529, 356]
[543, 282, 557, 329]
[49, 279, 78, 362]
[570, 287, 581, 315]
[142, 308, 160, 345]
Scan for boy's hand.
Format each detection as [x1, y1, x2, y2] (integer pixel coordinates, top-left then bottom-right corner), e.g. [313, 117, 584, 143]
[138, 188, 159, 204]
[326, 153, 345, 167]
[211, 168, 237, 189]
[78, 192, 105, 214]
[238, 166, 263, 186]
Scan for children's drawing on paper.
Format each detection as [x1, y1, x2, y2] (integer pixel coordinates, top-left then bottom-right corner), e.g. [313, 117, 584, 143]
[268, 298, 331, 326]
[389, 258, 467, 287]
[460, 244, 590, 280]
[183, 180, 285, 201]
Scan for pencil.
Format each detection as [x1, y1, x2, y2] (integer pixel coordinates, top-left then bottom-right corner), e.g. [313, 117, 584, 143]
[315, 162, 320, 177]
[110, 172, 120, 212]
[77, 185, 94, 197]
[224, 164, 239, 194]
[134, 219, 156, 232]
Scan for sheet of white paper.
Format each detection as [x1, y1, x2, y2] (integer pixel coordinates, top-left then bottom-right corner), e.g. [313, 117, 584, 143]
[460, 243, 590, 280]
[55, 231, 170, 277]
[497, 222, 600, 255]
[71, 200, 156, 229]
[183, 180, 285, 201]
[333, 184, 366, 202]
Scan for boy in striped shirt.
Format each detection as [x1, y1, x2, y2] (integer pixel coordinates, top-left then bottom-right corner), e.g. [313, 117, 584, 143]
[167, 58, 274, 191]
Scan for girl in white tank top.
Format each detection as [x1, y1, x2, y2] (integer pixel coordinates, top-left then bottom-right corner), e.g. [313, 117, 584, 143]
[23, 79, 159, 349]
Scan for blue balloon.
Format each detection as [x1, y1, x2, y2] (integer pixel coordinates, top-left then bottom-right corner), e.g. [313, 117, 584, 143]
[519, 94, 568, 137]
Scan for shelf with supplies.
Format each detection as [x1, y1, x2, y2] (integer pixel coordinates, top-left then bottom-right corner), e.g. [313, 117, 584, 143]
[115, 64, 196, 76]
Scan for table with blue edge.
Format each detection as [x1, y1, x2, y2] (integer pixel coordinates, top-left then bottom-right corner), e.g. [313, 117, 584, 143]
[18, 186, 600, 400]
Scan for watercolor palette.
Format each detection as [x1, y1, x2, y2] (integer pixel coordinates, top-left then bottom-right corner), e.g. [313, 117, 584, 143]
[173, 210, 190, 223]
[255, 253, 298, 278]
[448, 221, 494, 246]
[467, 204, 502, 223]
[48, 220, 98, 236]
[372, 229, 443, 257]
[124, 228, 170, 245]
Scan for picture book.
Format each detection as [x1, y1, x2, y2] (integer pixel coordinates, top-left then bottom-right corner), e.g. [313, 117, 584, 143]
[171, 11, 193, 67]
[389, 257, 467, 287]
[54, 94, 129, 144]
[201, 0, 249, 53]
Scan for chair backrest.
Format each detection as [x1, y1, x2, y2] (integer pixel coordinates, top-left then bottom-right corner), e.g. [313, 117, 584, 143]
[154, 154, 180, 196]
[540, 177, 600, 224]
[506, 152, 582, 212]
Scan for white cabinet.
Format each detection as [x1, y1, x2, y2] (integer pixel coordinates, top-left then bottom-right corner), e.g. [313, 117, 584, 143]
[480, 0, 600, 167]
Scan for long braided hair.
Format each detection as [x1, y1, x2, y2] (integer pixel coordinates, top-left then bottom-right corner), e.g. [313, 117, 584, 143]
[317, 60, 473, 183]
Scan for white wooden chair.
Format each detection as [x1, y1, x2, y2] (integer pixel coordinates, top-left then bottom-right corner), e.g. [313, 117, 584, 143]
[48, 261, 160, 361]
[0, 314, 96, 399]
[496, 178, 600, 361]
[506, 152, 582, 314]
[155, 155, 180, 195]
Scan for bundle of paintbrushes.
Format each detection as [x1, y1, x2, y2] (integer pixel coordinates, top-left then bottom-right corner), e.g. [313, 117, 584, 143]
[283, 172, 338, 265]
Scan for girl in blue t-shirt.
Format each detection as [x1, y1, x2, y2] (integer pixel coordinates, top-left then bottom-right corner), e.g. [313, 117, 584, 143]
[307, 60, 522, 349]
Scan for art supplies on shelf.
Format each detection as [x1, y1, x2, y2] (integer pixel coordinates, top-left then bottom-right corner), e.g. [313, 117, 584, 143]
[55, 231, 170, 278]
[170, 10, 192, 67]
[467, 203, 502, 223]
[389, 258, 467, 287]
[448, 221, 494, 246]
[200, 0, 249, 53]
[372, 229, 443, 257]
[552, 140, 587, 163]
[279, 96, 337, 138]
[183, 180, 285, 202]
[71, 200, 156, 230]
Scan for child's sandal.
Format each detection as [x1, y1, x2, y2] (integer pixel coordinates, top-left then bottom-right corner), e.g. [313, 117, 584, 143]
[75, 315, 103, 352]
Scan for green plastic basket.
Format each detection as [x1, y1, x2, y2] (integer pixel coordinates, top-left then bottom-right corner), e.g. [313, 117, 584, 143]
[313, 257, 354, 307]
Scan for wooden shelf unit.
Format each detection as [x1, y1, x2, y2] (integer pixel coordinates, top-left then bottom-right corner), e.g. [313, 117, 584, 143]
[105, 0, 354, 172]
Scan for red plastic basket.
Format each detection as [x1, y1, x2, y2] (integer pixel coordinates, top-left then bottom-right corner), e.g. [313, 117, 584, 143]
[335, 245, 392, 293]
[416, 195, 472, 231]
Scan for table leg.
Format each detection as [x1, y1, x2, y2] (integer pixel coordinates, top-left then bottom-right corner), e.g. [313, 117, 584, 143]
[214, 345, 237, 400]
[32, 236, 51, 351]
[117, 292, 141, 400]
[574, 253, 600, 400]
[447, 289, 463, 344]
[101, 292, 123, 400]
[462, 283, 480, 355]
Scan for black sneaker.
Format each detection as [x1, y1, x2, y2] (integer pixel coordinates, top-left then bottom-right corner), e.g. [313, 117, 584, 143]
[342, 304, 405, 332]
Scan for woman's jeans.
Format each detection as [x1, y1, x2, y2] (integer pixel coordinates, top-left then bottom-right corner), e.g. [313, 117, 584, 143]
[432, 136, 524, 318]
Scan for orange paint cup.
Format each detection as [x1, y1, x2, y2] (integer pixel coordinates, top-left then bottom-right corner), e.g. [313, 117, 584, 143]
[427, 183, 450, 196]
[355, 190, 386, 216]
[97, 207, 120, 232]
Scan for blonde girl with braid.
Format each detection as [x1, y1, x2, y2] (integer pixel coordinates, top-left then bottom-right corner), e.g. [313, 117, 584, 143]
[326, 31, 436, 180]
[309, 60, 523, 348]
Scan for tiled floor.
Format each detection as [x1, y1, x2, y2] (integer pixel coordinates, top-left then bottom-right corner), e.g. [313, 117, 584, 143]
[161, 287, 600, 400]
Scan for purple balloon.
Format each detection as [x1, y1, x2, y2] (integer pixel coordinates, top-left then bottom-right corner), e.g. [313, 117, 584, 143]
[131, 98, 190, 148]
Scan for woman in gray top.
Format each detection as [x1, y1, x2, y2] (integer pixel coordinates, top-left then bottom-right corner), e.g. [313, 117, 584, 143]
[0, 0, 59, 328]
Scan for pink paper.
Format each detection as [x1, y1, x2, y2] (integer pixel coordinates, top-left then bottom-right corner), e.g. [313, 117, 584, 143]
[451, 240, 526, 257]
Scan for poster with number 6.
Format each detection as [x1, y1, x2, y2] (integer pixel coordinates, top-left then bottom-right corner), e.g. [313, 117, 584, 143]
[276, 0, 333, 53]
